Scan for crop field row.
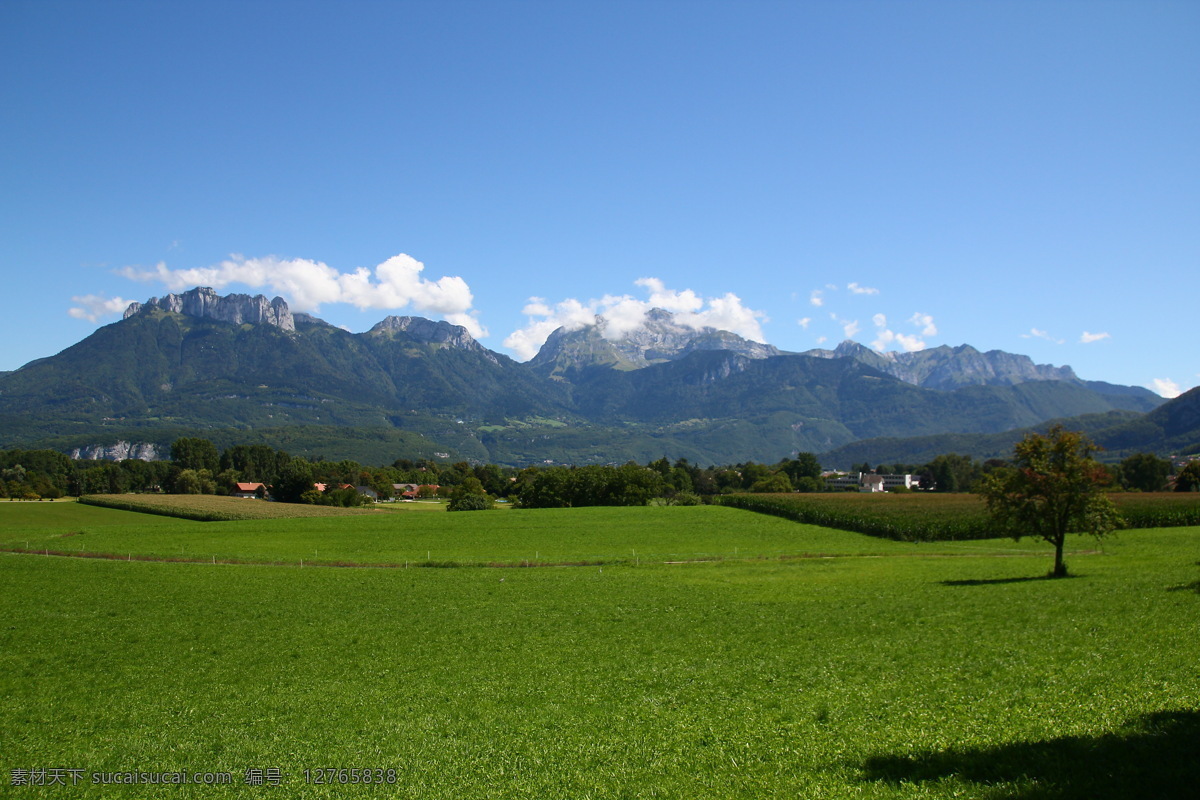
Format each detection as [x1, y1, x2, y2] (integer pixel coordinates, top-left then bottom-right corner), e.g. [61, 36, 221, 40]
[2, 502, 1197, 798]
[77, 493, 379, 521]
[718, 491, 1200, 541]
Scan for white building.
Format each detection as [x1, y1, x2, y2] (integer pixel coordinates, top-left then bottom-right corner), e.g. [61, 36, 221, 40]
[823, 472, 917, 492]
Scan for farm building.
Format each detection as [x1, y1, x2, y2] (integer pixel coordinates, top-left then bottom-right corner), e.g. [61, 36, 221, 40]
[824, 472, 917, 492]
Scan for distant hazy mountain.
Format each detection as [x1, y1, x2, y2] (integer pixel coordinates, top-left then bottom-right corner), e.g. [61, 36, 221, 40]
[820, 386, 1200, 468]
[1089, 386, 1200, 455]
[818, 410, 1146, 468]
[534, 314, 1159, 410]
[802, 340, 1161, 409]
[0, 288, 1178, 465]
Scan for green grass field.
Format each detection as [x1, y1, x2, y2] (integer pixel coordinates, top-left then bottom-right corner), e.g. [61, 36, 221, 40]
[1, 502, 1197, 798]
[1, 501, 1058, 566]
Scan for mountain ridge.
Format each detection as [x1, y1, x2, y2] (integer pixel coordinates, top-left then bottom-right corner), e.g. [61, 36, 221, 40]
[804, 340, 1078, 390]
[820, 388, 1200, 467]
[0, 288, 1179, 465]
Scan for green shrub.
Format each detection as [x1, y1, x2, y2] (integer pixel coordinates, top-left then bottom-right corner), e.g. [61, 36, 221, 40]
[447, 492, 494, 512]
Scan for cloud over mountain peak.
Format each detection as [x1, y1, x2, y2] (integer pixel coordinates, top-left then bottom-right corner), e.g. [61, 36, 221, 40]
[504, 278, 766, 361]
[114, 253, 485, 338]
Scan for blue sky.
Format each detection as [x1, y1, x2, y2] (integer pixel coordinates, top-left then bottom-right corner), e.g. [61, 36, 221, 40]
[2, 0, 1196, 396]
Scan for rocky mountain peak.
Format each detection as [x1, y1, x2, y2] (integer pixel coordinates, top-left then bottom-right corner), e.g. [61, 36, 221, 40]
[912, 344, 1078, 389]
[803, 339, 1080, 390]
[531, 308, 780, 375]
[369, 316, 498, 363]
[124, 287, 294, 332]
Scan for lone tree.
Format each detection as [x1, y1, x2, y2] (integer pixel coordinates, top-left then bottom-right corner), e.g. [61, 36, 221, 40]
[979, 425, 1122, 578]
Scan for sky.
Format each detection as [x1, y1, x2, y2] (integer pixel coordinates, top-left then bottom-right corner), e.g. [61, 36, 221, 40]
[2, 0, 1196, 397]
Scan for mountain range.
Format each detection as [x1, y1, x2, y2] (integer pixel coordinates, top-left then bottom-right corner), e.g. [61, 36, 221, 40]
[0, 286, 1191, 467]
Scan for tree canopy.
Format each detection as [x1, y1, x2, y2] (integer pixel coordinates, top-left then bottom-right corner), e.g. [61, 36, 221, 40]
[1175, 461, 1200, 492]
[1120, 452, 1172, 492]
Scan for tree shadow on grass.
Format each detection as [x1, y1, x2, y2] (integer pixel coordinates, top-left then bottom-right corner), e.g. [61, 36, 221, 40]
[940, 575, 1079, 587]
[1166, 580, 1200, 594]
[860, 709, 1200, 799]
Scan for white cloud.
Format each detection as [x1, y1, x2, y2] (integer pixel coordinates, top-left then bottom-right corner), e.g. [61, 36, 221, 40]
[871, 327, 926, 353]
[798, 317, 811, 329]
[68, 294, 131, 322]
[115, 253, 486, 337]
[1021, 328, 1065, 345]
[1080, 331, 1111, 344]
[848, 282, 879, 295]
[816, 335, 827, 345]
[871, 329, 894, 351]
[636, 277, 704, 314]
[909, 312, 937, 336]
[504, 297, 598, 358]
[687, 292, 766, 340]
[521, 298, 553, 317]
[1152, 378, 1182, 398]
[810, 290, 824, 307]
[827, 313, 861, 340]
[869, 311, 933, 353]
[502, 279, 767, 361]
[503, 318, 571, 362]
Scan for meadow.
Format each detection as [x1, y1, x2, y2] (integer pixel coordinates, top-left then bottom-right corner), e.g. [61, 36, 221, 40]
[1, 501, 1197, 798]
[2, 500, 1050, 567]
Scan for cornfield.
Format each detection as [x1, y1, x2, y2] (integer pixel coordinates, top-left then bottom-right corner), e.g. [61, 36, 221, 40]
[716, 491, 1200, 541]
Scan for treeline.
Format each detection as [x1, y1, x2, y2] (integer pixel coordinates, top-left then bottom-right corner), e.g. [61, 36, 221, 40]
[843, 451, 1194, 494]
[2, 438, 1195, 505]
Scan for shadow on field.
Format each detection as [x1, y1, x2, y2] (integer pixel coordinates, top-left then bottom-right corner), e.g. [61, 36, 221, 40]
[940, 575, 1077, 587]
[1166, 580, 1200, 594]
[860, 709, 1200, 799]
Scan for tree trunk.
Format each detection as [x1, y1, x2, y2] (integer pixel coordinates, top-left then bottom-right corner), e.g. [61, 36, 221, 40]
[1051, 536, 1068, 578]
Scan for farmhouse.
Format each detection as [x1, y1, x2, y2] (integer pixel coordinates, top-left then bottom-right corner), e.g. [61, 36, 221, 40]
[392, 483, 440, 499]
[231, 482, 266, 498]
[861, 474, 886, 493]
